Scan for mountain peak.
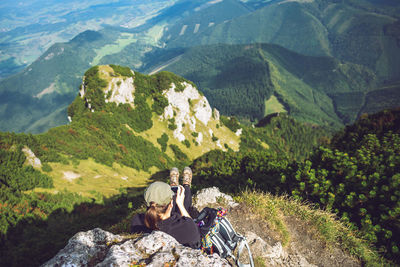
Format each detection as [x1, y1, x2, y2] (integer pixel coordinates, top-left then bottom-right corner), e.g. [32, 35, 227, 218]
[68, 64, 240, 158]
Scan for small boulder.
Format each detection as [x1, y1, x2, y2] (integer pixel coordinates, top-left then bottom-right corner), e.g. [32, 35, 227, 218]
[194, 187, 239, 210]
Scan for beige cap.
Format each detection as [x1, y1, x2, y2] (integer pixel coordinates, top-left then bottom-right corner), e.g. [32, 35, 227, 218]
[144, 181, 174, 206]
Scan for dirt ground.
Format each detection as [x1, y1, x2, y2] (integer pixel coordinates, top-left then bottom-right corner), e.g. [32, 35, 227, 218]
[227, 203, 361, 267]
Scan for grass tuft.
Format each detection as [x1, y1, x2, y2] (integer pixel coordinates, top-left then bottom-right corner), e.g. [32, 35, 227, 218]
[237, 190, 390, 266]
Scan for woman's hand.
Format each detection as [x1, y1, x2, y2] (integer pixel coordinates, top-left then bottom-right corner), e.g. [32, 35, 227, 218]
[176, 185, 191, 218]
[175, 185, 185, 207]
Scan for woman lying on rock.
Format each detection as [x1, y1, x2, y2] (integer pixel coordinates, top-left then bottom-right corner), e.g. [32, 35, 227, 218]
[130, 167, 201, 249]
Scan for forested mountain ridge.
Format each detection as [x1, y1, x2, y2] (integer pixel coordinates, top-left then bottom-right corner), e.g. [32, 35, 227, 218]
[165, 0, 400, 81]
[1, 0, 400, 133]
[148, 43, 377, 127]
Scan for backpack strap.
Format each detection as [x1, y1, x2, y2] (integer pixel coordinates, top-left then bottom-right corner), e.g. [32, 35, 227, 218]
[236, 236, 254, 267]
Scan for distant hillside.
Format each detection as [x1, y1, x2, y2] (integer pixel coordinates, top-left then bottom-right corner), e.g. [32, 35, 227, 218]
[0, 0, 175, 79]
[1, 0, 400, 133]
[162, 0, 252, 40]
[0, 28, 159, 133]
[164, 0, 400, 82]
[147, 43, 378, 128]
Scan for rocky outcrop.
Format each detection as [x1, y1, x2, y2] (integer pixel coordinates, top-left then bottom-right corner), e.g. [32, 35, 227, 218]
[162, 82, 212, 142]
[42, 228, 229, 267]
[104, 77, 135, 106]
[22, 146, 42, 168]
[194, 186, 239, 210]
[245, 232, 316, 267]
[43, 187, 359, 267]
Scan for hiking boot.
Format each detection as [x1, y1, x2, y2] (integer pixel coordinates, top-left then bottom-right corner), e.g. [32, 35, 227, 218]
[182, 166, 192, 186]
[170, 167, 179, 186]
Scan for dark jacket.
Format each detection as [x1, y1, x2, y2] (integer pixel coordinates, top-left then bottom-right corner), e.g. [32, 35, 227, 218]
[130, 213, 152, 234]
[158, 212, 201, 249]
[130, 212, 201, 249]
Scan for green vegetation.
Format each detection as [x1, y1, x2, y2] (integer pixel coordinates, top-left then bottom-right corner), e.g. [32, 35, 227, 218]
[238, 191, 387, 266]
[161, 44, 274, 121]
[152, 93, 169, 115]
[264, 95, 286, 116]
[0, 29, 122, 133]
[109, 64, 134, 77]
[92, 34, 137, 66]
[0, 66, 203, 266]
[168, 118, 177, 130]
[220, 116, 241, 132]
[192, 108, 400, 263]
[2, 90, 399, 265]
[0, 1, 399, 265]
[182, 139, 190, 148]
[2, 0, 400, 135]
[169, 144, 189, 163]
[157, 133, 169, 152]
[241, 114, 331, 161]
[166, 0, 400, 83]
[161, 0, 251, 44]
[0, 144, 53, 192]
[80, 66, 108, 111]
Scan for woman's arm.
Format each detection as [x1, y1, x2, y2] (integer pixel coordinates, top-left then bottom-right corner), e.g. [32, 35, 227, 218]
[175, 185, 191, 218]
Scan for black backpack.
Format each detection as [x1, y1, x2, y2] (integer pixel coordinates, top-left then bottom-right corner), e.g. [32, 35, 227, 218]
[194, 207, 254, 267]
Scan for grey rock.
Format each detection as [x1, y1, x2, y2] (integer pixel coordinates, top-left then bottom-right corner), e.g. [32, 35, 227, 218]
[245, 231, 317, 267]
[43, 229, 229, 267]
[194, 186, 239, 210]
[42, 228, 123, 267]
[97, 240, 142, 267]
[213, 108, 220, 121]
[246, 231, 269, 256]
[135, 230, 179, 254]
